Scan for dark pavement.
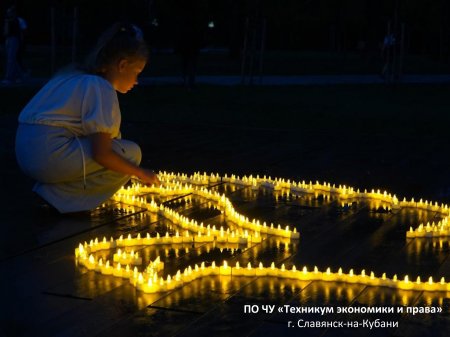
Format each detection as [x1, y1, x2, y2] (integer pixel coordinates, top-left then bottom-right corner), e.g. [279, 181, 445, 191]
[1, 79, 450, 337]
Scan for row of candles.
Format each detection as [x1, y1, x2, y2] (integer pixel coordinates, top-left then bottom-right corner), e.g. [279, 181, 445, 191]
[407, 218, 450, 238]
[76, 247, 450, 293]
[150, 171, 450, 238]
[153, 171, 448, 215]
[74, 229, 261, 257]
[184, 172, 447, 212]
[76, 221, 292, 266]
[114, 183, 299, 240]
[75, 229, 450, 293]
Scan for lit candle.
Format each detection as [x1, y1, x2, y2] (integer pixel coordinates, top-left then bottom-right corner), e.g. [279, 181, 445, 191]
[220, 260, 232, 276]
[182, 231, 193, 243]
[255, 262, 266, 276]
[172, 231, 183, 244]
[74, 243, 86, 259]
[367, 271, 379, 286]
[267, 262, 278, 277]
[85, 254, 96, 270]
[346, 269, 357, 283]
[322, 267, 335, 282]
[310, 266, 322, 281]
[182, 266, 194, 283]
[112, 263, 124, 277]
[209, 261, 219, 276]
[217, 227, 227, 243]
[161, 232, 171, 244]
[398, 275, 413, 290]
[100, 260, 113, 275]
[241, 262, 256, 277]
[138, 275, 158, 293]
[195, 231, 214, 243]
[284, 265, 298, 279]
[297, 266, 309, 281]
[165, 275, 177, 291]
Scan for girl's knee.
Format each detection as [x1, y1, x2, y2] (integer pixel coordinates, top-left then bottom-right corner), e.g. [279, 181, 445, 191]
[113, 139, 142, 165]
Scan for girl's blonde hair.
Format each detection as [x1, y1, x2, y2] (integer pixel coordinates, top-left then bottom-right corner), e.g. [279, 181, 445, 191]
[84, 22, 148, 74]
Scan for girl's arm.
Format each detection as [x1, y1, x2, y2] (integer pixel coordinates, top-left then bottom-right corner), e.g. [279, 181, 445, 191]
[89, 132, 160, 185]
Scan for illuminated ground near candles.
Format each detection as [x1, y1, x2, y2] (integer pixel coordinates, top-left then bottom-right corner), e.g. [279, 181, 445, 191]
[76, 172, 450, 294]
[2, 88, 450, 336]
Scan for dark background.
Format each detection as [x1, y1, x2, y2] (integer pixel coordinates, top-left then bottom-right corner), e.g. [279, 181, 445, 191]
[2, 0, 450, 63]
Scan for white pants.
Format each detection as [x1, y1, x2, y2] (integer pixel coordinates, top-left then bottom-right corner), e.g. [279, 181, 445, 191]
[16, 123, 142, 213]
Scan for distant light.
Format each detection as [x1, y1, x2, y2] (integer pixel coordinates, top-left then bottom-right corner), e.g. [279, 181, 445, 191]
[208, 21, 215, 28]
[152, 18, 159, 27]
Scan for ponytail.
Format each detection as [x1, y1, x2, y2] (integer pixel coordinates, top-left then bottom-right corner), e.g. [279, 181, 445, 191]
[84, 22, 148, 74]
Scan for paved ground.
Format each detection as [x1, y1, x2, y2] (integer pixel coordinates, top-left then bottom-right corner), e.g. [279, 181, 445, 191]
[3, 74, 450, 88]
[1, 80, 450, 336]
[141, 74, 450, 86]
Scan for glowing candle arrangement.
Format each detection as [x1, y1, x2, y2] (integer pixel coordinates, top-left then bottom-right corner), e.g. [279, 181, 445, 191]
[115, 171, 449, 239]
[406, 218, 450, 238]
[75, 246, 450, 293]
[114, 179, 300, 242]
[75, 171, 450, 294]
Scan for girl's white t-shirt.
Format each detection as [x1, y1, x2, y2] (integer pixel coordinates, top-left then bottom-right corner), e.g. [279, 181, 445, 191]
[18, 73, 121, 138]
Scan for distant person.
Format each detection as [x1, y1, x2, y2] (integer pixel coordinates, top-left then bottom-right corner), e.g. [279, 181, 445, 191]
[381, 33, 395, 79]
[2, 6, 23, 84]
[173, 0, 208, 89]
[15, 23, 160, 214]
[17, 14, 29, 76]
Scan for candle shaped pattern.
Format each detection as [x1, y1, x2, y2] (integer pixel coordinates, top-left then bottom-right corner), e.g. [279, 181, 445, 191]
[75, 171, 450, 294]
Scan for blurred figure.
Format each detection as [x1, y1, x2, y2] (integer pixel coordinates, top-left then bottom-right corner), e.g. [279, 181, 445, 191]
[173, 0, 208, 89]
[17, 14, 29, 77]
[381, 33, 395, 79]
[2, 6, 23, 84]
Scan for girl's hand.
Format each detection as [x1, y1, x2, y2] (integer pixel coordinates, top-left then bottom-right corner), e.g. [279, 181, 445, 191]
[137, 168, 160, 186]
